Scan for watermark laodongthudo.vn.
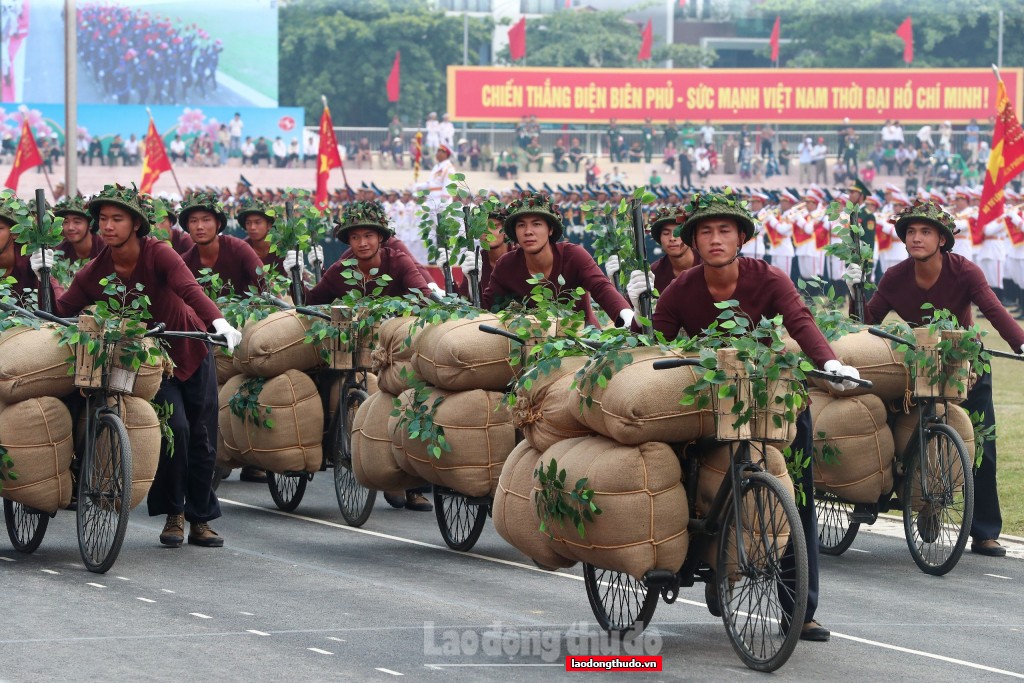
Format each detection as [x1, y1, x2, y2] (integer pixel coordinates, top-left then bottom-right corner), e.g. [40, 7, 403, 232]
[423, 621, 663, 665]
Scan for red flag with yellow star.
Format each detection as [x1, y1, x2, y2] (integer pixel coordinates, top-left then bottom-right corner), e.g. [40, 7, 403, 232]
[978, 79, 1024, 230]
[3, 119, 43, 191]
[140, 118, 172, 194]
[315, 104, 342, 209]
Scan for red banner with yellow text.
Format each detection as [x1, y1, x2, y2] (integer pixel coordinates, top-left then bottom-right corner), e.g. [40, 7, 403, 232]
[447, 67, 1024, 124]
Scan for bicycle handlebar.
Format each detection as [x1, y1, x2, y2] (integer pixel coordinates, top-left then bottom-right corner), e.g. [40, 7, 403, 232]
[652, 357, 703, 370]
[478, 324, 524, 345]
[263, 293, 331, 320]
[804, 368, 873, 388]
[984, 346, 1024, 361]
[149, 329, 229, 348]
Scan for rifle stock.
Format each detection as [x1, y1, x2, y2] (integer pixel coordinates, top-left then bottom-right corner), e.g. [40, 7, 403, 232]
[630, 196, 653, 333]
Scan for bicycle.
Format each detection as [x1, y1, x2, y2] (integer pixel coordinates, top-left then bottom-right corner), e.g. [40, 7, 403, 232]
[815, 326, 1010, 576]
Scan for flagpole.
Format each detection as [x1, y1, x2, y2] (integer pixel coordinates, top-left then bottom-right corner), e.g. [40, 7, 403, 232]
[322, 94, 350, 191]
[39, 162, 55, 196]
[147, 107, 184, 196]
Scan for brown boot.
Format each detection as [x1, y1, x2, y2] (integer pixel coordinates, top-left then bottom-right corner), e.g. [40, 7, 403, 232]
[188, 521, 224, 547]
[405, 492, 433, 512]
[160, 514, 184, 547]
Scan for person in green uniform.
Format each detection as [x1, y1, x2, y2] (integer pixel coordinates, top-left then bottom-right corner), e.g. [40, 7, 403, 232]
[642, 117, 655, 163]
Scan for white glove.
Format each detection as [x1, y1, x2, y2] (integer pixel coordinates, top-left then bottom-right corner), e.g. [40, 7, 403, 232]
[30, 248, 54, 277]
[605, 255, 620, 280]
[427, 281, 446, 297]
[618, 308, 635, 329]
[823, 359, 861, 393]
[842, 263, 863, 286]
[306, 245, 324, 267]
[437, 247, 450, 265]
[1019, 343, 1024, 355]
[626, 270, 654, 310]
[212, 318, 242, 353]
[461, 249, 479, 275]
[282, 250, 303, 274]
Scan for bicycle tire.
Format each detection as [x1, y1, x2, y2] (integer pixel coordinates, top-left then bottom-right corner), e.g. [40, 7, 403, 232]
[267, 472, 308, 512]
[583, 563, 659, 639]
[3, 499, 49, 553]
[815, 490, 860, 556]
[333, 387, 376, 527]
[77, 412, 132, 574]
[211, 464, 232, 492]
[433, 486, 487, 552]
[718, 471, 807, 673]
[902, 423, 973, 576]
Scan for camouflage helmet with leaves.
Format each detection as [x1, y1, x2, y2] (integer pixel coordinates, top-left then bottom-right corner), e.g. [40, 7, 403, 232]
[502, 191, 564, 243]
[333, 200, 393, 244]
[178, 191, 228, 232]
[648, 205, 688, 241]
[88, 183, 151, 237]
[676, 191, 755, 247]
[236, 196, 277, 226]
[892, 200, 958, 252]
[54, 193, 90, 220]
[0, 190, 28, 228]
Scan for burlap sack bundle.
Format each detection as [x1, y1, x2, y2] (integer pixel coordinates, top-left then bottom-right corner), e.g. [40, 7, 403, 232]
[811, 329, 910, 401]
[352, 390, 426, 491]
[809, 390, 895, 504]
[217, 375, 246, 469]
[230, 369, 324, 474]
[514, 356, 595, 452]
[372, 317, 421, 395]
[569, 346, 713, 445]
[233, 310, 321, 377]
[395, 387, 515, 497]
[387, 392, 417, 477]
[411, 314, 517, 392]
[215, 347, 240, 384]
[0, 324, 74, 403]
[114, 396, 161, 510]
[535, 436, 688, 581]
[493, 440, 577, 570]
[0, 397, 73, 513]
[129, 338, 168, 401]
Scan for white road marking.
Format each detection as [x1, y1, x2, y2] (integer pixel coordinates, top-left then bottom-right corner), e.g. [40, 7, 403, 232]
[247, 630, 270, 637]
[190, 613, 212, 619]
[86, 583, 105, 588]
[0, 556, 15, 562]
[161, 589, 175, 594]
[239, 611, 254, 616]
[375, 668, 403, 676]
[219, 497, 1024, 678]
[424, 664, 563, 668]
[847, 548, 870, 553]
[41, 569, 60, 575]
[984, 573, 1012, 580]
[136, 598, 155, 603]
[308, 648, 333, 655]
[327, 636, 345, 642]
[116, 576, 130, 581]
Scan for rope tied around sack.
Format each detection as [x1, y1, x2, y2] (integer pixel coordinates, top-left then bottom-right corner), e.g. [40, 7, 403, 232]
[511, 400, 543, 428]
[369, 345, 391, 374]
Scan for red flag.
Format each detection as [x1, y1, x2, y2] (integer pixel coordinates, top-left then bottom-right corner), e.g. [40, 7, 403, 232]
[769, 16, 781, 63]
[895, 17, 913, 64]
[508, 17, 526, 62]
[564, 0, 571, 7]
[638, 19, 653, 61]
[139, 118, 172, 194]
[386, 51, 401, 103]
[3, 119, 42, 191]
[978, 79, 1024, 231]
[679, 0, 687, 6]
[315, 104, 342, 210]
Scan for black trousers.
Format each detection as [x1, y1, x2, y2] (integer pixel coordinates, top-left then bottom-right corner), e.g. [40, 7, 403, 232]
[780, 408, 819, 623]
[961, 371, 1001, 541]
[147, 351, 221, 523]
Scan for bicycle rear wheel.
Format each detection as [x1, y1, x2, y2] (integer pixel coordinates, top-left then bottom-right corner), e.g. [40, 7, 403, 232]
[77, 413, 132, 574]
[583, 563, 659, 639]
[815, 490, 860, 555]
[267, 472, 308, 512]
[333, 387, 376, 527]
[4, 499, 49, 553]
[433, 486, 487, 552]
[903, 423, 973, 576]
[718, 471, 806, 673]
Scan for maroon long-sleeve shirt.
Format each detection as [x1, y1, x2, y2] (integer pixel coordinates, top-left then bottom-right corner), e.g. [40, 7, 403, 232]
[169, 228, 193, 255]
[56, 236, 105, 263]
[865, 252, 1024, 350]
[244, 237, 286, 274]
[457, 251, 497, 300]
[653, 257, 837, 368]
[57, 237, 222, 381]
[650, 252, 702, 295]
[482, 241, 630, 328]
[306, 246, 432, 305]
[182, 234, 265, 297]
[339, 237, 432, 282]
[1, 252, 65, 301]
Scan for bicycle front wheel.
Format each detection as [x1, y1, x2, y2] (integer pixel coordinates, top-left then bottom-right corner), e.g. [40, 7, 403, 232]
[267, 472, 308, 512]
[718, 471, 806, 673]
[433, 486, 487, 552]
[903, 423, 973, 576]
[332, 387, 376, 526]
[77, 413, 132, 574]
[816, 490, 860, 556]
[4, 499, 49, 553]
[583, 563, 659, 640]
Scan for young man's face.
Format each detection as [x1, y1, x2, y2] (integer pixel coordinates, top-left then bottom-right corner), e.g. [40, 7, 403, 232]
[187, 209, 220, 246]
[484, 218, 505, 249]
[347, 228, 383, 261]
[96, 205, 140, 248]
[657, 225, 687, 258]
[245, 214, 271, 243]
[62, 215, 91, 244]
[0, 219, 12, 254]
[514, 215, 552, 256]
[904, 222, 946, 260]
[693, 218, 743, 267]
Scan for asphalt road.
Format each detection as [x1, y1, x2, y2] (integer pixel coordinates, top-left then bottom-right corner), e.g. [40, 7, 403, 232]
[1, 472, 1022, 682]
